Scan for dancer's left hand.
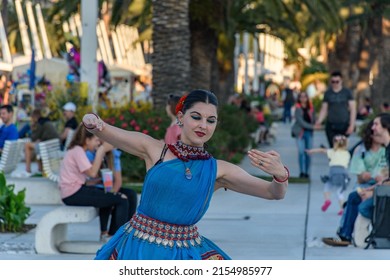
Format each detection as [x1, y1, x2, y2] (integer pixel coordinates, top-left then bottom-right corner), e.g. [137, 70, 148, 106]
[247, 149, 285, 179]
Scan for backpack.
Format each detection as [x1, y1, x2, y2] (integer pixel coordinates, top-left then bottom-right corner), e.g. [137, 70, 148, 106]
[364, 185, 390, 249]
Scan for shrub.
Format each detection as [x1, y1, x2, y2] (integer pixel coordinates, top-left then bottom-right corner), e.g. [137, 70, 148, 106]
[208, 105, 258, 163]
[44, 82, 92, 132]
[0, 173, 31, 232]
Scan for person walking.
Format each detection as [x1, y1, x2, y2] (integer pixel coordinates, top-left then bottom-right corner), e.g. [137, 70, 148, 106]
[281, 86, 295, 123]
[315, 71, 356, 148]
[83, 89, 289, 260]
[291, 92, 317, 178]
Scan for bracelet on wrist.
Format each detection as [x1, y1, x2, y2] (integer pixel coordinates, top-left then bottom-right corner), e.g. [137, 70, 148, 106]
[273, 166, 289, 183]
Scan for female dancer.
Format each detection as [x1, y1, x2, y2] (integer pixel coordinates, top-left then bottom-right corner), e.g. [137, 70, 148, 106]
[83, 89, 289, 260]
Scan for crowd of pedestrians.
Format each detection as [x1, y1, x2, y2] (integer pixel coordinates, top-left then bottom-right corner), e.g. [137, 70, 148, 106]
[232, 70, 390, 251]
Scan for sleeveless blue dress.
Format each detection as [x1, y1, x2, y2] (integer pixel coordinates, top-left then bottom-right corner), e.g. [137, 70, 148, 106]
[94, 157, 231, 260]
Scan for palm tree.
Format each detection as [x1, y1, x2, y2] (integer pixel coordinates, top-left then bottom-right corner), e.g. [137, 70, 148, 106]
[150, 0, 191, 107]
[326, 0, 390, 111]
[372, 17, 390, 111]
[187, 0, 344, 104]
[42, 0, 352, 110]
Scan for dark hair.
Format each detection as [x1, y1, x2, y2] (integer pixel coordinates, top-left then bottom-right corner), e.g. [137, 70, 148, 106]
[68, 122, 96, 150]
[362, 119, 374, 150]
[377, 113, 390, 133]
[331, 71, 342, 78]
[182, 89, 218, 114]
[167, 94, 181, 115]
[0, 104, 13, 113]
[297, 91, 311, 108]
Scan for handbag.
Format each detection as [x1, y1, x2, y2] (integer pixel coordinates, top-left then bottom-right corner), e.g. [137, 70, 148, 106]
[291, 121, 300, 138]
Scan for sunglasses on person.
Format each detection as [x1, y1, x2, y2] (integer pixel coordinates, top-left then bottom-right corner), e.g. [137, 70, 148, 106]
[331, 80, 340, 84]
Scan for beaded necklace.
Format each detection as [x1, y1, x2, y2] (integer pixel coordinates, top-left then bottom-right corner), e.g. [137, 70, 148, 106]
[167, 141, 212, 180]
[167, 141, 211, 162]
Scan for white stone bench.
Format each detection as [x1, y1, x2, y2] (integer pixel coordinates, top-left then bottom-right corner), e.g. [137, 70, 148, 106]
[35, 205, 101, 254]
[39, 138, 63, 182]
[8, 138, 101, 254]
[9, 177, 62, 205]
[0, 139, 25, 174]
[64, 129, 74, 150]
[9, 176, 100, 254]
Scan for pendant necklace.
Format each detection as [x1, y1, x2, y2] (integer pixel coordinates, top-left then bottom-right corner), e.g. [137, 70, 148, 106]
[185, 166, 192, 180]
[167, 141, 212, 181]
[183, 161, 194, 180]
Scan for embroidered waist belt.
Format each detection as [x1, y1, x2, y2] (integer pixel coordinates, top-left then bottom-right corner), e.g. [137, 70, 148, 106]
[124, 213, 203, 248]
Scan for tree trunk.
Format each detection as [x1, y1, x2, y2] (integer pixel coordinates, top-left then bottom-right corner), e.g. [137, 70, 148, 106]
[328, 21, 363, 92]
[327, 7, 383, 112]
[189, 15, 218, 92]
[355, 15, 382, 108]
[189, 0, 233, 104]
[151, 0, 191, 109]
[347, 20, 361, 92]
[218, 62, 235, 104]
[371, 19, 390, 111]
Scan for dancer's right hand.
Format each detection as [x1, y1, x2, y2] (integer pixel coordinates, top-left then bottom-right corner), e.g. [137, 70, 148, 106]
[82, 113, 105, 131]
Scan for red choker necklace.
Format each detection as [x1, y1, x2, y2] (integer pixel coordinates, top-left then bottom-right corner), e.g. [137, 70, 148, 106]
[167, 141, 211, 162]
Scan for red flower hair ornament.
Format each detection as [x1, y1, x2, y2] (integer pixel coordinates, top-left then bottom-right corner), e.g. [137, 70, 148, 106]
[175, 94, 188, 115]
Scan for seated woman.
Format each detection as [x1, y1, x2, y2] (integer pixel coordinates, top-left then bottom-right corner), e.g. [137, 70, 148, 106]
[59, 123, 130, 241]
[322, 120, 388, 246]
[86, 143, 138, 242]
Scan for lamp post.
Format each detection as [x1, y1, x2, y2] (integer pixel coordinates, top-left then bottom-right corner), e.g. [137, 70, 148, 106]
[81, 0, 98, 111]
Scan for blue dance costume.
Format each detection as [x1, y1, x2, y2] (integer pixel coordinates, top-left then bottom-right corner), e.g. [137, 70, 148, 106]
[95, 144, 231, 260]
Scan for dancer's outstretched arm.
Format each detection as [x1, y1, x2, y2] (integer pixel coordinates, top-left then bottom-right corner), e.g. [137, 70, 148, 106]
[82, 113, 163, 167]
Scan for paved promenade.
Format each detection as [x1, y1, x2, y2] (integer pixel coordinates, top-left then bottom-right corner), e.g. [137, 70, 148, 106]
[0, 121, 389, 260]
